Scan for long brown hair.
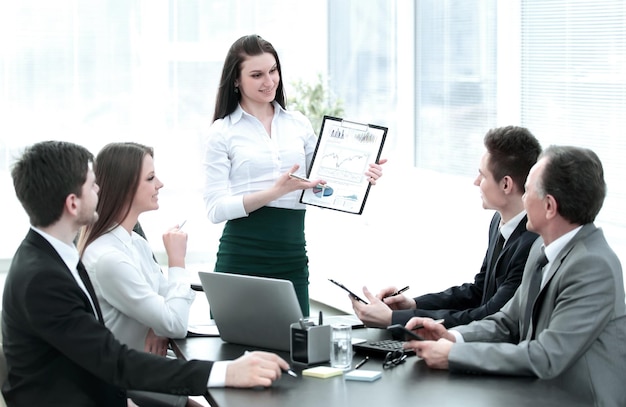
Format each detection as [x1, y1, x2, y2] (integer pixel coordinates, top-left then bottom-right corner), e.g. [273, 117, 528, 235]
[78, 142, 153, 255]
[212, 34, 286, 122]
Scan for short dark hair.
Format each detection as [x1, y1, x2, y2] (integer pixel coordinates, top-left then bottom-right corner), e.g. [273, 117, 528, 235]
[484, 126, 542, 192]
[212, 34, 286, 121]
[78, 142, 153, 254]
[538, 145, 606, 224]
[11, 141, 93, 227]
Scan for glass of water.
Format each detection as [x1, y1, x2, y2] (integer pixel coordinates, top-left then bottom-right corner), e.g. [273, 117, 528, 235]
[330, 323, 352, 369]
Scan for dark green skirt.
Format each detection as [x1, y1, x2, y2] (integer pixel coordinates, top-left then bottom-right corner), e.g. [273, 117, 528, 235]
[215, 206, 310, 316]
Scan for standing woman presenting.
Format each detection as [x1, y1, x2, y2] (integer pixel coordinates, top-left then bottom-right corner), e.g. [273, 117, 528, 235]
[203, 34, 385, 316]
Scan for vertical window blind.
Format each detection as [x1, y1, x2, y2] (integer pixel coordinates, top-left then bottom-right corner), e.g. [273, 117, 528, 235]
[521, 0, 626, 227]
[414, 0, 498, 176]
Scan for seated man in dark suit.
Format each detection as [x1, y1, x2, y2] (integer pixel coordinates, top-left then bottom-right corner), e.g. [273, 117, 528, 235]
[2, 141, 290, 406]
[352, 126, 542, 328]
[407, 145, 626, 406]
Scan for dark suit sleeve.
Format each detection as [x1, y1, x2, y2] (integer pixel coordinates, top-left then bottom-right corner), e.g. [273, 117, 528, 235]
[391, 273, 485, 328]
[24, 262, 212, 396]
[391, 230, 538, 328]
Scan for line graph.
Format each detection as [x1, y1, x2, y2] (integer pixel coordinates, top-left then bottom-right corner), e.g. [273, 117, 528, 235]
[316, 147, 370, 183]
[300, 116, 386, 214]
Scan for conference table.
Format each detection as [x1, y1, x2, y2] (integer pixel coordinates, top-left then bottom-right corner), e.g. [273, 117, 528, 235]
[172, 327, 587, 407]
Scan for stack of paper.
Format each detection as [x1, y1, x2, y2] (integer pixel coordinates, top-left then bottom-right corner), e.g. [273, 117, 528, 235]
[344, 370, 382, 382]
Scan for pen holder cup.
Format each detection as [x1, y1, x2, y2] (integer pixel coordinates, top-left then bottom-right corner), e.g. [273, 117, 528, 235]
[290, 323, 331, 365]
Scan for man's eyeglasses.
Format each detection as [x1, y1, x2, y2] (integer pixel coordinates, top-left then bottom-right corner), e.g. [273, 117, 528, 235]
[383, 349, 407, 369]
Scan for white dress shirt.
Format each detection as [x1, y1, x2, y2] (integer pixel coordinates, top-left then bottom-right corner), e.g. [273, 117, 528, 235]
[202, 102, 318, 223]
[500, 210, 527, 246]
[82, 225, 196, 350]
[540, 225, 582, 287]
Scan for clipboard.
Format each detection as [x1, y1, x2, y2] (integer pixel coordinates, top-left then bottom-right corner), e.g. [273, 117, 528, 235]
[299, 116, 387, 214]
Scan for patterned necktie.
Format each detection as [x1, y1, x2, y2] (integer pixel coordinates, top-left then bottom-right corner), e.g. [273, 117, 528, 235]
[522, 249, 548, 339]
[77, 261, 104, 323]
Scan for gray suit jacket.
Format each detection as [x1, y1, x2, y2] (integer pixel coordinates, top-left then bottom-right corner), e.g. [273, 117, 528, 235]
[450, 224, 626, 407]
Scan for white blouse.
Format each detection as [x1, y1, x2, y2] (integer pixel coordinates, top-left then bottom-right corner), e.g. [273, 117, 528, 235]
[82, 225, 195, 351]
[202, 102, 318, 223]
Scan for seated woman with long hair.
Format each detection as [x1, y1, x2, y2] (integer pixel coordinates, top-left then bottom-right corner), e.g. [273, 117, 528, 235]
[79, 142, 194, 355]
[79, 142, 198, 406]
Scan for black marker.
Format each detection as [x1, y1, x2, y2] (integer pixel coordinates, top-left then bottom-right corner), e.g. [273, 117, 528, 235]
[354, 356, 369, 370]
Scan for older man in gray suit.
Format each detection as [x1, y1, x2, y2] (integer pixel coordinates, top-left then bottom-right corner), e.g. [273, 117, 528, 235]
[405, 145, 626, 407]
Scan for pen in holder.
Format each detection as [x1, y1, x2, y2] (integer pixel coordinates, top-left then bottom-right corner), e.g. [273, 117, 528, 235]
[290, 322, 331, 365]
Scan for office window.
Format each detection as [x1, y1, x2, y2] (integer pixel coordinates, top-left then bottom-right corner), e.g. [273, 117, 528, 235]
[414, 0, 498, 175]
[0, 0, 330, 261]
[328, 0, 398, 127]
[521, 0, 626, 229]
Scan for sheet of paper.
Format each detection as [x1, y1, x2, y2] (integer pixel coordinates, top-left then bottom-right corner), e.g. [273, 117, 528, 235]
[187, 321, 220, 337]
[300, 116, 387, 215]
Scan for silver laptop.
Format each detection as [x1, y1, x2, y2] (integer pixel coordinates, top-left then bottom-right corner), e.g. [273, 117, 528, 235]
[198, 272, 303, 351]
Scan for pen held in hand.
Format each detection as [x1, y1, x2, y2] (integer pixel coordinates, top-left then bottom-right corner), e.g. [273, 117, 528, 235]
[245, 350, 298, 377]
[288, 173, 328, 190]
[177, 220, 187, 230]
[288, 172, 311, 182]
[383, 285, 409, 299]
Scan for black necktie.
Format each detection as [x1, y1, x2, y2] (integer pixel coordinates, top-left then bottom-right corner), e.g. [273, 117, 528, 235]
[77, 261, 104, 323]
[522, 249, 548, 339]
[483, 232, 505, 303]
[489, 232, 505, 272]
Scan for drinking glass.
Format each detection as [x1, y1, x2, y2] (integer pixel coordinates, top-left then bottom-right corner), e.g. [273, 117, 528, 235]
[330, 324, 352, 369]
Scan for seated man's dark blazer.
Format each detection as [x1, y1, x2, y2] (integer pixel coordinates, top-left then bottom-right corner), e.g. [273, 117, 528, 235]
[392, 212, 538, 328]
[1, 229, 212, 406]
